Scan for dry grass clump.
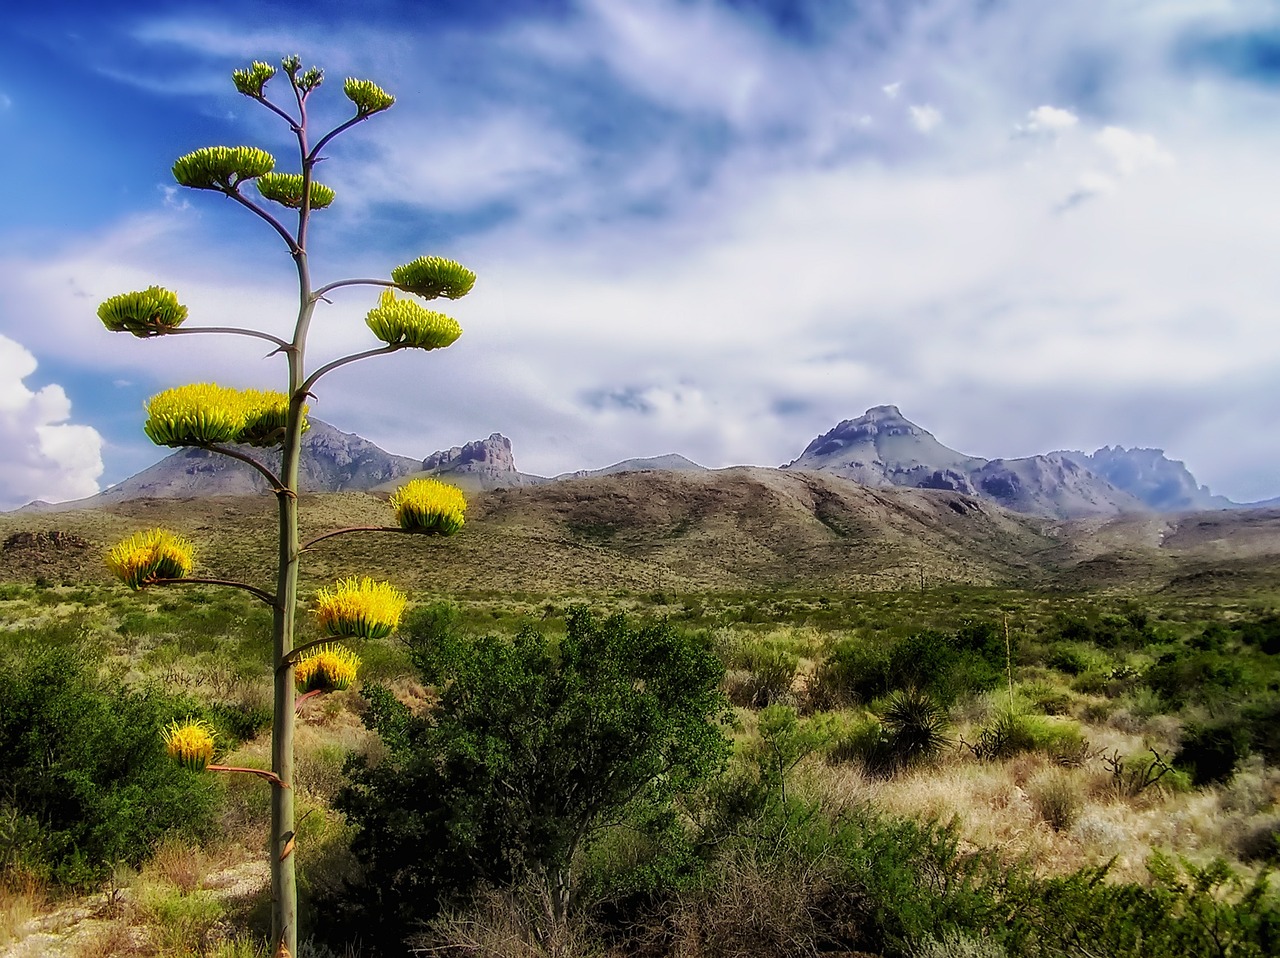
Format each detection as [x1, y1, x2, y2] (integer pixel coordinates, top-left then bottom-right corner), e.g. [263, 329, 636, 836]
[414, 882, 594, 958]
[1028, 769, 1083, 832]
[0, 872, 47, 945]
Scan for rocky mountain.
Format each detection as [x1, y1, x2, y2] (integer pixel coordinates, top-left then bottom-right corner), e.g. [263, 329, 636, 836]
[52, 420, 423, 508]
[373, 433, 547, 494]
[555, 453, 707, 481]
[1058, 446, 1234, 512]
[782, 405, 1146, 519]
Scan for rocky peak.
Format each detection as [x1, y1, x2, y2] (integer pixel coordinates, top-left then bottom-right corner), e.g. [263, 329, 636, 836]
[423, 434, 517, 474]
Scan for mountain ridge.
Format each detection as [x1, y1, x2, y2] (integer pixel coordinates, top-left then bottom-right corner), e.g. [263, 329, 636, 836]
[21, 405, 1262, 519]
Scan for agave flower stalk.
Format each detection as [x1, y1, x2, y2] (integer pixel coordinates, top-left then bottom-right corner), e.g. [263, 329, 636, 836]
[97, 55, 475, 958]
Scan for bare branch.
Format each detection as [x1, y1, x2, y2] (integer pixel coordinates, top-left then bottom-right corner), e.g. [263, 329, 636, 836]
[300, 525, 404, 552]
[301, 344, 403, 393]
[311, 277, 397, 301]
[165, 326, 290, 350]
[149, 576, 278, 607]
[250, 93, 302, 133]
[207, 764, 290, 788]
[202, 442, 286, 492]
[224, 189, 300, 253]
[309, 114, 371, 164]
[280, 634, 355, 670]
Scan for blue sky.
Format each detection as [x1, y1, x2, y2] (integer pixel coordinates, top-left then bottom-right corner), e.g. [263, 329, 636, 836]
[2, 0, 1280, 508]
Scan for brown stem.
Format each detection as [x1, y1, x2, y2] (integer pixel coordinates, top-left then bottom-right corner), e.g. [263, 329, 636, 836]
[149, 576, 277, 607]
[207, 764, 290, 788]
[301, 344, 403, 394]
[280, 635, 352, 670]
[294, 688, 324, 712]
[166, 326, 290, 349]
[310, 277, 397, 300]
[201, 443, 286, 492]
[300, 525, 404, 552]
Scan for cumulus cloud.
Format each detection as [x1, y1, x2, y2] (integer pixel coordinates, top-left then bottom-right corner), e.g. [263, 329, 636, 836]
[1095, 125, 1176, 175]
[0, 335, 103, 509]
[908, 104, 943, 133]
[1018, 105, 1079, 137]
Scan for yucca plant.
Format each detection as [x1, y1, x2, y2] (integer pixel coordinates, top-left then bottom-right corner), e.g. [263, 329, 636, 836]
[98, 55, 473, 958]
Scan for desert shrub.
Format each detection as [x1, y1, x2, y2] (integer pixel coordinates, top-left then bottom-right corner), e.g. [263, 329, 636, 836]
[1176, 720, 1251, 786]
[725, 640, 799, 707]
[1234, 611, 1280, 655]
[826, 715, 893, 773]
[815, 622, 1004, 708]
[1028, 770, 1083, 832]
[337, 608, 729, 951]
[1053, 608, 1157, 650]
[881, 689, 952, 770]
[968, 708, 1086, 765]
[1143, 648, 1244, 708]
[1047, 646, 1091, 676]
[0, 643, 218, 885]
[1241, 696, 1280, 763]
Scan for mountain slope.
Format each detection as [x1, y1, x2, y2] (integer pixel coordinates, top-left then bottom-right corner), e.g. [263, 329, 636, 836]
[70, 420, 422, 506]
[1058, 446, 1234, 512]
[784, 406, 1146, 519]
[555, 453, 707, 481]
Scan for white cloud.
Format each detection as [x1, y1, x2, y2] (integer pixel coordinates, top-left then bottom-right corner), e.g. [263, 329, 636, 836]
[0, 335, 103, 509]
[908, 104, 942, 133]
[1095, 125, 1176, 176]
[882, 82, 901, 99]
[1021, 105, 1078, 135]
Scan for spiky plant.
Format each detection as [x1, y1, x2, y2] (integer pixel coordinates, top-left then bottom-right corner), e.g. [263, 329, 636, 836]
[880, 688, 952, 769]
[163, 719, 217, 771]
[97, 56, 476, 957]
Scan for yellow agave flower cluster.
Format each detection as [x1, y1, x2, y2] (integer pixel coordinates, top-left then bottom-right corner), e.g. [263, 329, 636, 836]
[295, 644, 361, 693]
[98, 286, 188, 337]
[106, 528, 194, 590]
[365, 289, 462, 351]
[163, 719, 216, 771]
[143, 383, 308, 448]
[172, 145, 275, 191]
[314, 577, 406, 639]
[256, 172, 335, 210]
[391, 255, 476, 300]
[389, 478, 467, 535]
[344, 78, 396, 115]
[232, 60, 276, 97]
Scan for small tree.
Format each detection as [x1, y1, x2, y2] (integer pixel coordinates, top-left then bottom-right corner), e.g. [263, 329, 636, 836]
[338, 607, 730, 945]
[98, 56, 473, 957]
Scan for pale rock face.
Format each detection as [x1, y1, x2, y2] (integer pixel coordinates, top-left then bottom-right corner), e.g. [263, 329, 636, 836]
[423, 434, 517, 474]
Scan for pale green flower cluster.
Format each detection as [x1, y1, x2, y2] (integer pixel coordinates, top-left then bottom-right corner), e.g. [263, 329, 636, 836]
[172, 145, 276, 190]
[365, 289, 462, 350]
[143, 383, 308, 448]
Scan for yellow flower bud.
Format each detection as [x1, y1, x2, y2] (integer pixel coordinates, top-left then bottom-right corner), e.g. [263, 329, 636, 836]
[232, 61, 277, 97]
[295, 644, 361, 693]
[98, 286, 188, 337]
[343, 78, 395, 115]
[256, 173, 335, 210]
[389, 478, 466, 535]
[173, 146, 275, 191]
[106, 528, 194, 589]
[163, 719, 216, 771]
[314, 577, 407, 639]
[365, 289, 461, 350]
[391, 256, 476, 300]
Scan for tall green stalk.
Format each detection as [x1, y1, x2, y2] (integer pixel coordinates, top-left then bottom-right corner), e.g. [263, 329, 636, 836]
[98, 56, 476, 958]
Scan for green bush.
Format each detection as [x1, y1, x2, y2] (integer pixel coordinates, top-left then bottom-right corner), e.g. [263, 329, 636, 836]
[0, 643, 219, 885]
[1143, 649, 1244, 708]
[1176, 720, 1251, 786]
[815, 622, 1005, 708]
[337, 608, 729, 950]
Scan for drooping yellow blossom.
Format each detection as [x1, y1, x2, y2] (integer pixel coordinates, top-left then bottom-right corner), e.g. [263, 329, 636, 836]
[97, 286, 188, 337]
[106, 528, 195, 589]
[163, 719, 216, 771]
[144, 383, 245, 446]
[295, 644, 361, 693]
[390, 256, 476, 300]
[313, 577, 407, 639]
[143, 384, 308, 448]
[343, 77, 395, 115]
[365, 289, 462, 350]
[172, 146, 275, 190]
[256, 172, 336, 209]
[389, 478, 466, 535]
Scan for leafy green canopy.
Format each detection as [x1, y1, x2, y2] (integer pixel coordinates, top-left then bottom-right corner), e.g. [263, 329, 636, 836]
[0, 642, 218, 885]
[337, 607, 729, 944]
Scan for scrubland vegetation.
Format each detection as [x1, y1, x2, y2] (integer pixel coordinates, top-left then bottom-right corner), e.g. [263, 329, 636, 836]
[2, 579, 1278, 957]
